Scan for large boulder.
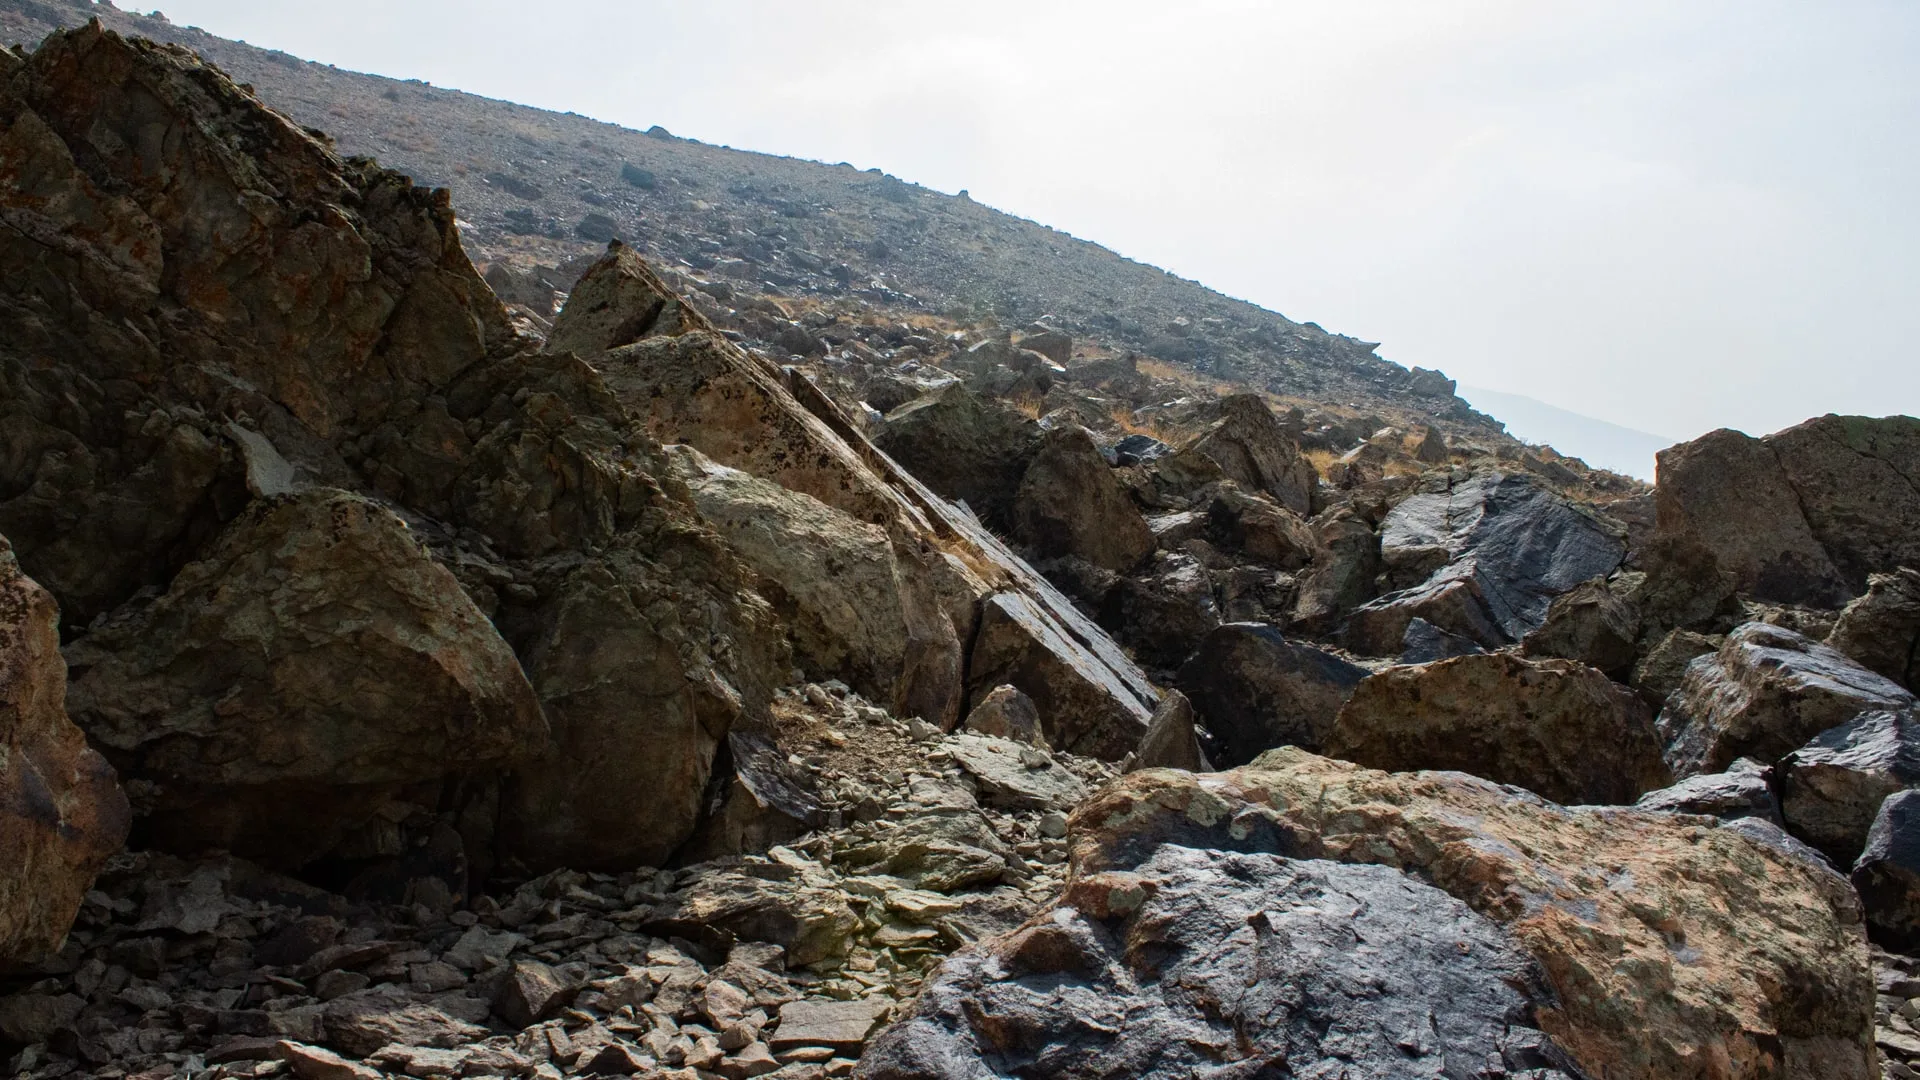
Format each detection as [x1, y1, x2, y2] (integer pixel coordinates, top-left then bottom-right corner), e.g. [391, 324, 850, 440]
[1031, 751, 1877, 1079]
[1343, 471, 1625, 655]
[1521, 576, 1640, 679]
[1853, 789, 1920, 950]
[1777, 709, 1920, 864]
[1326, 653, 1671, 805]
[1827, 567, 1920, 691]
[1, 535, 129, 965]
[856, 847, 1581, 1079]
[1176, 623, 1368, 766]
[1287, 506, 1380, 632]
[1156, 394, 1316, 516]
[872, 385, 1039, 528]
[1659, 622, 1915, 778]
[966, 593, 1153, 760]
[1654, 416, 1920, 605]
[1009, 426, 1153, 573]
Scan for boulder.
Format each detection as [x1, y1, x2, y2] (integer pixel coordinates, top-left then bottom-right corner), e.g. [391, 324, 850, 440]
[64, 490, 545, 868]
[1175, 623, 1368, 766]
[1398, 615, 1485, 663]
[1631, 628, 1721, 703]
[856, 848, 1580, 1080]
[1827, 567, 1920, 690]
[1411, 424, 1450, 463]
[544, 239, 709, 355]
[1013, 328, 1072, 365]
[1326, 654, 1671, 806]
[1287, 507, 1380, 632]
[1634, 757, 1780, 823]
[1766, 415, 1920, 592]
[1343, 569, 1505, 656]
[1157, 394, 1316, 516]
[1199, 482, 1316, 570]
[1044, 750, 1877, 1080]
[872, 385, 1039, 527]
[1112, 552, 1220, 669]
[966, 592, 1153, 760]
[1778, 709, 1920, 864]
[1853, 789, 1920, 950]
[959, 685, 1042, 745]
[1521, 577, 1640, 679]
[947, 734, 1087, 812]
[1126, 688, 1209, 773]
[0, 535, 129, 965]
[1658, 622, 1915, 778]
[1009, 426, 1153, 573]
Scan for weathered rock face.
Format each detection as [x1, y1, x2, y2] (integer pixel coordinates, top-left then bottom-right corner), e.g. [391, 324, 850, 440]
[1659, 622, 1916, 779]
[856, 847, 1579, 1080]
[1855, 789, 1920, 951]
[872, 385, 1038, 527]
[64, 489, 545, 867]
[1287, 507, 1380, 632]
[1009, 426, 1153, 573]
[1125, 687, 1209, 773]
[1632, 627, 1721, 703]
[1326, 653, 1671, 806]
[1522, 576, 1640, 679]
[959, 685, 1042, 745]
[1655, 416, 1920, 605]
[1827, 567, 1920, 691]
[0, 535, 128, 965]
[1344, 471, 1625, 655]
[1176, 622, 1368, 766]
[966, 593, 1153, 760]
[1778, 709, 1920, 865]
[1034, 750, 1877, 1080]
[1635, 757, 1781, 823]
[1157, 394, 1316, 516]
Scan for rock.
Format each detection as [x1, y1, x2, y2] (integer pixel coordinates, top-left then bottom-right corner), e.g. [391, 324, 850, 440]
[872, 385, 1039, 528]
[1200, 482, 1316, 570]
[1109, 433, 1169, 466]
[770, 999, 891, 1055]
[1176, 623, 1368, 765]
[1159, 394, 1316, 516]
[545, 239, 710, 355]
[947, 733, 1088, 812]
[1854, 790, 1920, 950]
[1398, 615, 1485, 663]
[1126, 688, 1209, 773]
[1287, 507, 1380, 632]
[965, 592, 1153, 760]
[959, 685, 1043, 745]
[1634, 757, 1781, 823]
[1049, 749, 1877, 1080]
[1766, 415, 1920, 592]
[855, 848, 1580, 1080]
[63, 490, 546, 867]
[1522, 577, 1640, 679]
[0, 535, 128, 965]
[0, 992, 84, 1044]
[322, 990, 487, 1057]
[1659, 622, 1915, 778]
[683, 729, 829, 862]
[276, 1041, 382, 1080]
[1828, 568, 1920, 690]
[493, 959, 582, 1030]
[1778, 710, 1920, 864]
[1348, 471, 1626, 652]
[1631, 628, 1721, 703]
[1327, 653, 1671, 805]
[1014, 328, 1071, 364]
[1010, 426, 1153, 573]
[656, 865, 858, 967]
[1113, 552, 1220, 669]
[834, 810, 1016, 894]
[1411, 424, 1450, 463]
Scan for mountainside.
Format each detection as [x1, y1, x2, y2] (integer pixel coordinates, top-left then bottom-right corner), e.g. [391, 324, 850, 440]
[1459, 384, 1675, 481]
[0, 0, 1489, 431]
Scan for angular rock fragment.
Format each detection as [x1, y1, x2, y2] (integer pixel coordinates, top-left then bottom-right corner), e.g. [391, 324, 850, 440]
[1779, 710, 1920, 864]
[771, 998, 892, 1055]
[1176, 622, 1368, 765]
[1010, 425, 1153, 573]
[1522, 576, 1640, 678]
[1828, 567, 1920, 691]
[959, 685, 1043, 745]
[966, 592, 1153, 760]
[947, 733, 1087, 812]
[1126, 688, 1209, 773]
[1635, 757, 1781, 823]
[1854, 789, 1920, 951]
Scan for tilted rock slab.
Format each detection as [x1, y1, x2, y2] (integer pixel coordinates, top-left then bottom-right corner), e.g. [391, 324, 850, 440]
[0, 534, 128, 964]
[867, 749, 1877, 1080]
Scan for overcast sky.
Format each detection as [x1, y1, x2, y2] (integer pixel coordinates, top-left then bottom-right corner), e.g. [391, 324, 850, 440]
[145, 0, 1917, 443]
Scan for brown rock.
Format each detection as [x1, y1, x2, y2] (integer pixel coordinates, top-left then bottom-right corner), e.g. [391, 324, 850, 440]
[770, 999, 891, 1054]
[1175, 623, 1368, 765]
[1326, 653, 1671, 805]
[1828, 567, 1920, 691]
[1631, 628, 1721, 703]
[493, 959, 581, 1030]
[966, 593, 1153, 760]
[321, 990, 486, 1057]
[276, 1041, 381, 1080]
[0, 535, 128, 965]
[959, 685, 1043, 745]
[1161, 395, 1316, 517]
[872, 384, 1040, 528]
[1010, 426, 1153, 573]
[1521, 577, 1640, 679]
[1127, 688, 1209, 773]
[544, 239, 711, 355]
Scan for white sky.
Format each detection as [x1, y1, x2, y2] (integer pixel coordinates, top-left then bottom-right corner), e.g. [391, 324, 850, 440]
[142, 0, 1918, 441]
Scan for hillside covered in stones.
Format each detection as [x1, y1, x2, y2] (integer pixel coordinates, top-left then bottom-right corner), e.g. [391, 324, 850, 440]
[6, 16, 1920, 1080]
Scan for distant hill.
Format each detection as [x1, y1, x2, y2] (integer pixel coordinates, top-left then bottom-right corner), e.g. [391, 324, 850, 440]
[1457, 386, 1674, 481]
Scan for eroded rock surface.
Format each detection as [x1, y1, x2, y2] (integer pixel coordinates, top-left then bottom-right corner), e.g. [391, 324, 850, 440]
[1176, 622, 1367, 766]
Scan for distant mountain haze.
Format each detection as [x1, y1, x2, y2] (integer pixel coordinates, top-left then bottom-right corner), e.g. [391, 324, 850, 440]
[1457, 385, 1673, 481]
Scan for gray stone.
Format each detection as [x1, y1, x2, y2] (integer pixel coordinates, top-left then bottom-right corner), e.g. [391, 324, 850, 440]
[1177, 623, 1368, 765]
[947, 734, 1088, 812]
[1635, 758, 1781, 823]
[1828, 568, 1920, 691]
[1522, 577, 1641, 679]
[1126, 688, 1209, 773]
[1854, 790, 1920, 950]
[1779, 710, 1920, 864]
[770, 998, 892, 1054]
[1399, 616, 1485, 664]
[959, 685, 1043, 745]
[1010, 426, 1154, 573]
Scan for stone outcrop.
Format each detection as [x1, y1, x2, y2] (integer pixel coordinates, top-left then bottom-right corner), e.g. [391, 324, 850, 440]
[1175, 622, 1368, 766]
[0, 534, 128, 965]
[1009, 425, 1153, 573]
[1326, 653, 1671, 806]
[1827, 567, 1920, 691]
[1155, 394, 1316, 516]
[1659, 622, 1915, 778]
[871, 385, 1038, 527]
[1778, 709, 1920, 864]
[1635, 757, 1780, 823]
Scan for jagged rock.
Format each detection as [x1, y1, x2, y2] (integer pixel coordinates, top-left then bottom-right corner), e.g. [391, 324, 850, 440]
[1634, 757, 1780, 823]
[1828, 568, 1920, 690]
[277, 1041, 381, 1080]
[1411, 423, 1450, 463]
[654, 863, 858, 967]
[1326, 654, 1670, 805]
[322, 989, 487, 1057]
[1522, 577, 1640, 679]
[1767, 415, 1920, 592]
[0, 992, 83, 1045]
[545, 239, 709, 354]
[1109, 433, 1169, 466]
[1010, 426, 1153, 573]
[1287, 507, 1380, 632]
[1045, 749, 1876, 1080]
[1126, 688, 1209, 773]
[1778, 710, 1920, 864]
[680, 729, 826, 863]
[1659, 622, 1915, 778]
[1176, 623, 1368, 765]
[1854, 790, 1920, 950]
[959, 685, 1042, 745]
[1113, 552, 1220, 668]
[1398, 615, 1485, 663]
[835, 810, 1017, 894]
[1346, 471, 1625, 653]
[0, 535, 128, 965]
[63, 490, 543, 867]
[1014, 328, 1072, 365]
[856, 848, 1579, 1080]
[1156, 394, 1316, 516]
[1199, 481, 1316, 570]
[493, 959, 582, 1029]
[1631, 628, 1721, 703]
[872, 385, 1039, 527]
[966, 592, 1153, 760]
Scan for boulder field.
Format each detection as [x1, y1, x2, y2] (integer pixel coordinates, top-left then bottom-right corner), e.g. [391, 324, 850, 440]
[5, 19, 1920, 1080]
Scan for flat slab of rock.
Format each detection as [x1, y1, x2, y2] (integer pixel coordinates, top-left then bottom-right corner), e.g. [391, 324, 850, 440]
[1659, 622, 1915, 778]
[947, 734, 1087, 811]
[769, 998, 891, 1054]
[1634, 757, 1780, 823]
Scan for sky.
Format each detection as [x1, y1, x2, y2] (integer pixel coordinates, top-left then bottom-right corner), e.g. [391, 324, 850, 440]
[140, 0, 1919, 444]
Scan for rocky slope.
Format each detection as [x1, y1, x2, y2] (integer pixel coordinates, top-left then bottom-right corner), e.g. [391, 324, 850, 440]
[5, 17, 1920, 1080]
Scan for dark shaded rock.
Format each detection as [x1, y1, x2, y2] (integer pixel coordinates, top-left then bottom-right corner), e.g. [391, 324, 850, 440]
[1287, 507, 1380, 633]
[493, 959, 582, 1029]
[1176, 623, 1368, 766]
[1200, 482, 1316, 570]
[1125, 688, 1209, 773]
[1827, 567, 1920, 691]
[966, 592, 1153, 761]
[1779, 710, 1920, 864]
[960, 684, 1043, 745]
[1399, 615, 1484, 664]
[872, 385, 1038, 528]
[1658, 623, 1915, 778]
[679, 729, 825, 863]
[1634, 757, 1780, 823]
[1853, 789, 1920, 950]
[322, 989, 486, 1057]
[574, 212, 620, 243]
[1109, 433, 1168, 466]
[856, 848, 1577, 1080]
[1113, 552, 1219, 669]
[1344, 570, 1504, 656]
[1411, 424, 1450, 463]
[1156, 394, 1316, 516]
[1631, 628, 1720, 704]
[1522, 577, 1640, 679]
[1328, 653, 1671, 806]
[1767, 415, 1920, 593]
[1010, 426, 1153, 573]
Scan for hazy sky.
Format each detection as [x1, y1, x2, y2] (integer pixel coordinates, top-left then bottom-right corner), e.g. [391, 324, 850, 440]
[142, 0, 1918, 441]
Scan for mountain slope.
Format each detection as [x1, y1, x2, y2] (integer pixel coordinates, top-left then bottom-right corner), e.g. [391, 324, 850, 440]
[1457, 385, 1675, 481]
